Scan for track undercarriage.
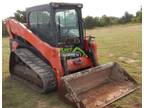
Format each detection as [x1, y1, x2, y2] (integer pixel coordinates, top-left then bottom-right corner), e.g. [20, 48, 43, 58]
[10, 48, 57, 93]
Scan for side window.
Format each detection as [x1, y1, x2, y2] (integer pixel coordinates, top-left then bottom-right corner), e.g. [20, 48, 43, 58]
[37, 11, 50, 24]
[29, 11, 37, 26]
[29, 11, 50, 27]
[29, 11, 51, 42]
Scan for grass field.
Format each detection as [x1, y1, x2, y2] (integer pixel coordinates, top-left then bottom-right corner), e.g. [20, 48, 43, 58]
[2, 24, 142, 108]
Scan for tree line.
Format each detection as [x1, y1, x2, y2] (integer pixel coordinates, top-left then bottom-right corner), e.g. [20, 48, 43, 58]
[2, 10, 26, 37]
[2, 8, 142, 36]
[84, 8, 142, 29]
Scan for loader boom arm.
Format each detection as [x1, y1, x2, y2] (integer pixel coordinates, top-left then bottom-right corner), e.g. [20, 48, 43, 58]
[5, 19, 64, 86]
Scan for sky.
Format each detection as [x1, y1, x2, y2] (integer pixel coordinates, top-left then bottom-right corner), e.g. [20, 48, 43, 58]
[0, 0, 142, 19]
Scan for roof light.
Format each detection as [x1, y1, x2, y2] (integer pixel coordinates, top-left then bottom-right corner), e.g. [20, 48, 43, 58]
[51, 3, 59, 7]
[77, 4, 82, 8]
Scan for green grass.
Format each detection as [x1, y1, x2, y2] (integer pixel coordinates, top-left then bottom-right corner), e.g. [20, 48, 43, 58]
[3, 24, 142, 108]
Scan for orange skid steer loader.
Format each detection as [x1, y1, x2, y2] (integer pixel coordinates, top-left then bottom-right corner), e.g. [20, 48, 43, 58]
[5, 2, 137, 108]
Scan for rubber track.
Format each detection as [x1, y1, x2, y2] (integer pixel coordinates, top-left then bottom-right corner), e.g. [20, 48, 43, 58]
[12, 48, 57, 93]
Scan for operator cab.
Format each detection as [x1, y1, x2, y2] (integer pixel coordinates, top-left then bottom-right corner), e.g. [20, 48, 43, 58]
[26, 2, 84, 48]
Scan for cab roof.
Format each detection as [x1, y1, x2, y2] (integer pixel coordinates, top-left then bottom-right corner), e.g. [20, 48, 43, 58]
[26, 2, 83, 12]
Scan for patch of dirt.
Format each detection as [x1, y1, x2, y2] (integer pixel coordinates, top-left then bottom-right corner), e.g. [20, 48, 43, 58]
[132, 52, 139, 56]
[118, 57, 140, 64]
[130, 103, 142, 108]
[104, 103, 141, 108]
[2, 94, 7, 101]
[136, 65, 141, 70]
[37, 100, 47, 108]
[127, 59, 139, 64]
[108, 53, 114, 57]
[104, 104, 122, 108]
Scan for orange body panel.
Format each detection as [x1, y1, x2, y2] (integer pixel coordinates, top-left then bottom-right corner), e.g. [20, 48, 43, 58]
[67, 56, 92, 72]
[5, 19, 64, 86]
[91, 41, 99, 64]
[84, 37, 99, 65]
[11, 41, 19, 51]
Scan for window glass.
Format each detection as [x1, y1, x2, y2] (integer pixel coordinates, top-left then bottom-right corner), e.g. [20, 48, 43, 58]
[55, 9, 79, 37]
[29, 11, 50, 25]
[37, 11, 50, 24]
[29, 11, 51, 42]
[29, 11, 37, 25]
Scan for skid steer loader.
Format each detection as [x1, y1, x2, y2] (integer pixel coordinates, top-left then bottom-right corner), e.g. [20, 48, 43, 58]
[5, 2, 137, 108]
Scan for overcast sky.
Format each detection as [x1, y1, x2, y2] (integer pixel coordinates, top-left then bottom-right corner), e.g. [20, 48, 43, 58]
[0, 0, 142, 19]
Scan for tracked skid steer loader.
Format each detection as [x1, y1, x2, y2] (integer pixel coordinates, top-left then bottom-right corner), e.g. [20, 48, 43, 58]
[5, 2, 137, 108]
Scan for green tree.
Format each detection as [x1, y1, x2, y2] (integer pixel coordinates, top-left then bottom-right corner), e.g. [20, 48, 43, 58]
[94, 17, 101, 27]
[119, 12, 133, 24]
[101, 15, 110, 26]
[14, 10, 26, 23]
[130, 8, 142, 23]
[84, 16, 96, 29]
[2, 20, 8, 37]
[135, 8, 142, 22]
[109, 17, 119, 25]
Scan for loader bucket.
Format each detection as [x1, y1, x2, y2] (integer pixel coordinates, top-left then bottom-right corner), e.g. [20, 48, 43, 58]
[59, 62, 137, 108]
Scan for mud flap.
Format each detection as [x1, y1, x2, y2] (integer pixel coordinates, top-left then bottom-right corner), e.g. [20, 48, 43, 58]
[59, 62, 137, 108]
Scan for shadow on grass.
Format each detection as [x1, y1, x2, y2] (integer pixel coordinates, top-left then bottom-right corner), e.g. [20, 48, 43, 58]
[3, 75, 72, 108]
